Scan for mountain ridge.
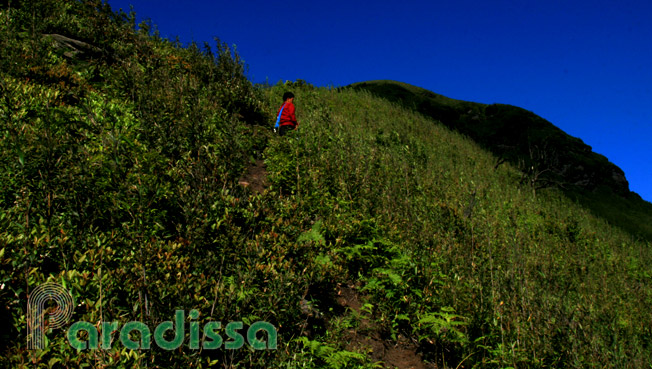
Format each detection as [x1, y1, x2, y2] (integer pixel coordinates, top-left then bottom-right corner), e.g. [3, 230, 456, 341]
[349, 80, 631, 194]
[348, 80, 652, 239]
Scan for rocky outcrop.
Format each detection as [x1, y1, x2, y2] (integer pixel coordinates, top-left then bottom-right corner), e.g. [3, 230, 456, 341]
[43, 33, 102, 59]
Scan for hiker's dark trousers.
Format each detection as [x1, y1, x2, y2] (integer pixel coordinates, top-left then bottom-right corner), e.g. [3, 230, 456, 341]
[279, 125, 295, 136]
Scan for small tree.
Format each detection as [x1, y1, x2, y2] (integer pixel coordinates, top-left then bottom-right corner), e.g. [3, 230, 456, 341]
[518, 139, 560, 196]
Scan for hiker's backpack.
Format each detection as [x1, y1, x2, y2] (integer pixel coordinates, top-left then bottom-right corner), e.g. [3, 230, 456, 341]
[274, 103, 286, 132]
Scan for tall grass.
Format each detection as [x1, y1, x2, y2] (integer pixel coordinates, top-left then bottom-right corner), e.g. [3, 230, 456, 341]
[263, 83, 652, 367]
[1, 1, 650, 367]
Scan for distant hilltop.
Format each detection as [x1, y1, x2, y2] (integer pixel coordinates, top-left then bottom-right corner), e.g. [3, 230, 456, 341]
[349, 80, 631, 196]
[348, 80, 652, 239]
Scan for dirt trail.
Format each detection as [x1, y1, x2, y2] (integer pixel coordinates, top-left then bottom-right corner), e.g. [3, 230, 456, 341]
[238, 160, 433, 368]
[238, 159, 268, 193]
[336, 285, 436, 369]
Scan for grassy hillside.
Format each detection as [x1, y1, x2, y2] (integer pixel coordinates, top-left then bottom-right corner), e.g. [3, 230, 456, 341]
[262, 84, 652, 368]
[349, 80, 652, 240]
[2, 1, 652, 368]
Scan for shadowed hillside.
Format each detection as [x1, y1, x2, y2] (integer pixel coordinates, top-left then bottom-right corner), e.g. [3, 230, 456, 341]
[349, 80, 652, 240]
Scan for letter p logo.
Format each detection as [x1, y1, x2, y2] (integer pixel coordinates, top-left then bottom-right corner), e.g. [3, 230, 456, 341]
[27, 282, 74, 350]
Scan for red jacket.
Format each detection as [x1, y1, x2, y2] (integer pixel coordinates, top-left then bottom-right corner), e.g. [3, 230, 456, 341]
[277, 101, 297, 127]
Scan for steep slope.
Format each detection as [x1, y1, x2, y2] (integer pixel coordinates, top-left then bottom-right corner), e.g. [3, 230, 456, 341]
[2, 2, 652, 369]
[349, 80, 652, 239]
[262, 82, 652, 368]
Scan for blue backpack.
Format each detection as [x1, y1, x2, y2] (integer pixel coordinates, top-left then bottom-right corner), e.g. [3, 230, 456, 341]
[274, 103, 286, 131]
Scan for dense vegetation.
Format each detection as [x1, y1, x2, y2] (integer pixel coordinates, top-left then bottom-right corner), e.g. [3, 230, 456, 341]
[1, 1, 651, 368]
[350, 80, 652, 240]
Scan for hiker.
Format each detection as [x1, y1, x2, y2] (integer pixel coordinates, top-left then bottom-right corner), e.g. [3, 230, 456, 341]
[275, 92, 298, 136]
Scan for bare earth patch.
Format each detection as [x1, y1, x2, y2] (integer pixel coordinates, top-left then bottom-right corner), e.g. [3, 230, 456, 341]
[336, 284, 436, 369]
[238, 159, 268, 193]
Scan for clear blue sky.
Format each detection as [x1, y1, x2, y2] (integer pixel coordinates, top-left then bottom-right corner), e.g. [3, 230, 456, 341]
[108, 0, 652, 202]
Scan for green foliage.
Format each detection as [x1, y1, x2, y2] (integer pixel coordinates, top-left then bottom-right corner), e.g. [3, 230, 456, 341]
[351, 80, 652, 240]
[297, 337, 375, 369]
[2, 1, 652, 368]
[297, 220, 326, 245]
[417, 307, 469, 345]
[257, 84, 652, 368]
